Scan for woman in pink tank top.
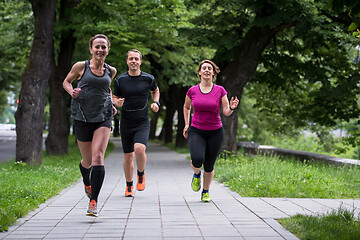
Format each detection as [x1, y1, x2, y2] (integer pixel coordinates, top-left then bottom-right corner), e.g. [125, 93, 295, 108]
[183, 60, 239, 202]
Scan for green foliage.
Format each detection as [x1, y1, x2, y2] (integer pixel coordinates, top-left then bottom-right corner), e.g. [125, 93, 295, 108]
[184, 0, 249, 66]
[0, 0, 32, 114]
[269, 134, 321, 152]
[250, 18, 360, 127]
[266, 132, 359, 159]
[0, 105, 16, 124]
[279, 208, 360, 240]
[236, 85, 360, 160]
[237, 107, 360, 159]
[215, 153, 360, 198]
[327, 0, 360, 38]
[337, 120, 360, 159]
[186, 0, 360, 130]
[5, 0, 360, 155]
[0, 91, 8, 116]
[236, 91, 288, 144]
[67, 0, 211, 90]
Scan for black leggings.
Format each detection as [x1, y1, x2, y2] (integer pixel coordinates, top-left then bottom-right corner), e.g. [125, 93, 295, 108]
[188, 126, 224, 172]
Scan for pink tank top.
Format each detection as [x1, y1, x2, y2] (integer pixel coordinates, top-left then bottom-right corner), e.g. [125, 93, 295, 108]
[186, 84, 227, 130]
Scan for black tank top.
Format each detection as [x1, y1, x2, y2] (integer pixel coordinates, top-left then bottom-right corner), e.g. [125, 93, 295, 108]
[71, 60, 113, 122]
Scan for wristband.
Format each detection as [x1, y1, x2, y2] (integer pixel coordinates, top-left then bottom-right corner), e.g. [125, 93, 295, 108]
[229, 106, 236, 111]
[154, 101, 160, 108]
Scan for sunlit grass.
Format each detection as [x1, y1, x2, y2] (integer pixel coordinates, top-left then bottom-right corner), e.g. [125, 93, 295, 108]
[215, 153, 360, 198]
[279, 208, 360, 240]
[215, 153, 360, 238]
[0, 136, 114, 232]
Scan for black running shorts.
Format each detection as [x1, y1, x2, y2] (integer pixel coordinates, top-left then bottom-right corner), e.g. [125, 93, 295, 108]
[120, 123, 150, 153]
[74, 119, 112, 142]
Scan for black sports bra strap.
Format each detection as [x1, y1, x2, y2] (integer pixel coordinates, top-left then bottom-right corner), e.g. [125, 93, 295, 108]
[104, 62, 112, 77]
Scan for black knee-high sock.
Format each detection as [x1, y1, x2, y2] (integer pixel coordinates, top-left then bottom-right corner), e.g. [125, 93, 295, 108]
[90, 166, 105, 202]
[79, 162, 91, 186]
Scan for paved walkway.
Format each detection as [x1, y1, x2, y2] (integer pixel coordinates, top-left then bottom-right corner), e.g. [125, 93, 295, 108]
[1, 138, 360, 239]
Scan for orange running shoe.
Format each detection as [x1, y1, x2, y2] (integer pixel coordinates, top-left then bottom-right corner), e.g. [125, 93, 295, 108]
[125, 185, 134, 197]
[137, 172, 145, 191]
[84, 184, 91, 199]
[86, 199, 98, 217]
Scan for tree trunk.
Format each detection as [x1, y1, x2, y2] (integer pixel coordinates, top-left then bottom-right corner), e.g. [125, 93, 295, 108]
[113, 114, 120, 137]
[174, 85, 188, 148]
[160, 87, 176, 143]
[45, 0, 79, 155]
[219, 25, 275, 152]
[147, 54, 164, 140]
[45, 44, 74, 155]
[15, 0, 57, 164]
[149, 109, 161, 139]
[163, 107, 175, 143]
[221, 109, 239, 153]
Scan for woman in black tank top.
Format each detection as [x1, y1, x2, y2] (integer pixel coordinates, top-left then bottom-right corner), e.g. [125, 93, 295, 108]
[63, 34, 117, 217]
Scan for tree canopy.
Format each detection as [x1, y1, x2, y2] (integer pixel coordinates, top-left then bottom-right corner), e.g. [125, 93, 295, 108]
[2, 0, 360, 162]
[0, 1, 33, 115]
[182, 0, 360, 149]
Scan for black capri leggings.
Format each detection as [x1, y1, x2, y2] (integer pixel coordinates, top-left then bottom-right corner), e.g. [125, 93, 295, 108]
[188, 126, 224, 172]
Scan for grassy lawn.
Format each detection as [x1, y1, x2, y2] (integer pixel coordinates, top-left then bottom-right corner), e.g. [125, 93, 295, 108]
[2, 138, 360, 238]
[278, 208, 360, 240]
[215, 153, 360, 198]
[167, 141, 360, 239]
[0, 136, 114, 232]
[214, 153, 360, 239]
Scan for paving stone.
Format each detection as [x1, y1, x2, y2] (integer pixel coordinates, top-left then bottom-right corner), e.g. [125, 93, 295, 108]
[7, 139, 354, 240]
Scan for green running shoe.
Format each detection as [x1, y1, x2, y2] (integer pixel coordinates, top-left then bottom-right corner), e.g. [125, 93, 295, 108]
[191, 175, 201, 192]
[201, 192, 211, 202]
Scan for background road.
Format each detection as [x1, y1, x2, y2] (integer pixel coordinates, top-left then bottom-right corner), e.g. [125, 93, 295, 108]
[0, 128, 46, 163]
[0, 130, 16, 163]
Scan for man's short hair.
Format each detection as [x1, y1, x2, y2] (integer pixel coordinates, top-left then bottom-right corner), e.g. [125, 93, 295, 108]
[126, 49, 142, 60]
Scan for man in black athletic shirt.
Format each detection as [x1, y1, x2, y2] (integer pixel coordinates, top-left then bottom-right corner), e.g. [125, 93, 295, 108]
[113, 49, 160, 197]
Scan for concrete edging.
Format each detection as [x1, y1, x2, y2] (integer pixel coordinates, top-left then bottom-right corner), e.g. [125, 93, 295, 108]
[238, 141, 360, 166]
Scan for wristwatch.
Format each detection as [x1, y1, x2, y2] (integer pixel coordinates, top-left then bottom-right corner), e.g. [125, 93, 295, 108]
[154, 101, 160, 108]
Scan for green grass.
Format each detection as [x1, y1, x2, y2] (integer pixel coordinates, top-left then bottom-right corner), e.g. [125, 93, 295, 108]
[163, 136, 360, 238]
[164, 140, 360, 198]
[215, 153, 360, 198]
[278, 208, 360, 240]
[214, 153, 360, 239]
[0, 136, 114, 232]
